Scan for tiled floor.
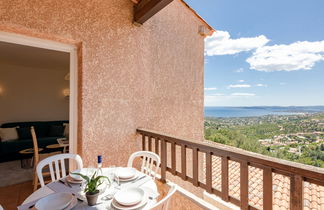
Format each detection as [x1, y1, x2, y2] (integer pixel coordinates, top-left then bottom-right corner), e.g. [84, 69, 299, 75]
[0, 181, 33, 210]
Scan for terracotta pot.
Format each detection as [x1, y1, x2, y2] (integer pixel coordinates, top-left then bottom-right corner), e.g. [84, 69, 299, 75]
[86, 190, 99, 206]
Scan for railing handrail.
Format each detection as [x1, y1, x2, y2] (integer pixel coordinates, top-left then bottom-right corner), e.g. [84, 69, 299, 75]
[137, 127, 324, 209]
[137, 127, 324, 184]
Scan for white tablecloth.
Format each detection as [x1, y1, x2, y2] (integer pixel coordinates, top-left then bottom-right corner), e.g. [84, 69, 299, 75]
[22, 168, 158, 209]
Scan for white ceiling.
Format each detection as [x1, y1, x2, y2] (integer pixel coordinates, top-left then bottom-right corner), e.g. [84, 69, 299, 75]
[0, 41, 69, 70]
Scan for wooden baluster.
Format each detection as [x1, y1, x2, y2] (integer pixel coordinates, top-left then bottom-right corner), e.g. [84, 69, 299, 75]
[240, 161, 249, 210]
[155, 137, 159, 155]
[181, 144, 186, 180]
[148, 136, 152, 151]
[160, 139, 167, 183]
[290, 175, 303, 210]
[221, 156, 229, 202]
[171, 142, 176, 175]
[142, 135, 146, 150]
[193, 147, 198, 186]
[263, 167, 273, 210]
[206, 152, 212, 193]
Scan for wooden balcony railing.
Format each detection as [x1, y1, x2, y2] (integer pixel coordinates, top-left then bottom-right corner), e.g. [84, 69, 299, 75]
[137, 128, 324, 210]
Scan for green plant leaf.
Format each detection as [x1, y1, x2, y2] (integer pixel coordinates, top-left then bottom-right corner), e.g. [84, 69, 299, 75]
[71, 172, 90, 183]
[91, 171, 97, 180]
[71, 172, 110, 193]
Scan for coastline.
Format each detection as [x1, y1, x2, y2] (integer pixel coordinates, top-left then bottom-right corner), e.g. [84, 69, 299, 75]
[204, 106, 324, 118]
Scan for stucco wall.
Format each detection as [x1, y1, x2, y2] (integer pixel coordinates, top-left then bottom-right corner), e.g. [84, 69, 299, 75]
[0, 0, 204, 165]
[0, 63, 69, 124]
[0, 0, 205, 207]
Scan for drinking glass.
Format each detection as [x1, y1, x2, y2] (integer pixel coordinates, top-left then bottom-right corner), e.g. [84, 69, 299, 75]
[110, 165, 120, 188]
[101, 165, 119, 201]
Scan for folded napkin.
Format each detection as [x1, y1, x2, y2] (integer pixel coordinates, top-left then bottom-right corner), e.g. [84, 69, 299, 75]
[47, 180, 85, 201]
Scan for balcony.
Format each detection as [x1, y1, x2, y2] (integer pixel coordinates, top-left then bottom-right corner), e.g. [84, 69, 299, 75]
[137, 128, 324, 210]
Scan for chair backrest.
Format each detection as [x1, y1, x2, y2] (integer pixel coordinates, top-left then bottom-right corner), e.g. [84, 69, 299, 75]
[31, 126, 39, 168]
[150, 185, 177, 210]
[30, 126, 39, 162]
[127, 151, 161, 180]
[36, 153, 83, 187]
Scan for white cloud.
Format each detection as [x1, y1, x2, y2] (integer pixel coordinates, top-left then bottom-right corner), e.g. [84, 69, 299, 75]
[205, 30, 270, 56]
[247, 41, 324, 71]
[231, 93, 256, 96]
[238, 80, 245, 83]
[235, 68, 244, 73]
[256, 83, 268, 87]
[204, 87, 218, 91]
[228, 84, 251, 88]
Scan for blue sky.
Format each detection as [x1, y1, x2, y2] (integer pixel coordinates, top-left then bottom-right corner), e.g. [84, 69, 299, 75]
[185, 0, 324, 106]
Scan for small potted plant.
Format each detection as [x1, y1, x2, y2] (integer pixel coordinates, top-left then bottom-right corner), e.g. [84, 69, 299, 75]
[72, 171, 110, 206]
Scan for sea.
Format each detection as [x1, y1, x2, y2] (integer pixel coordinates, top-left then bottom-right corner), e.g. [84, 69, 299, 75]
[204, 106, 324, 118]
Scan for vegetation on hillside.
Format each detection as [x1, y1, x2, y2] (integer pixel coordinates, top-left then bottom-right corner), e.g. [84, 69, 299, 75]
[205, 113, 324, 167]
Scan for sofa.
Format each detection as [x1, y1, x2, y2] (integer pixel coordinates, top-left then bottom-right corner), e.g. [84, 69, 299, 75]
[0, 121, 68, 163]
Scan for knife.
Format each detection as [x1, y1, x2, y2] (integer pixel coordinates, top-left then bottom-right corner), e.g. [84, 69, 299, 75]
[59, 179, 72, 188]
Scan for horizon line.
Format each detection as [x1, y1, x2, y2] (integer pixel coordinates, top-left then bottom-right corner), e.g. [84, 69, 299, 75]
[204, 105, 324, 107]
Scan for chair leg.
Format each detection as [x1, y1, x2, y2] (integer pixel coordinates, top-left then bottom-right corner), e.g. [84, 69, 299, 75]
[33, 173, 38, 191]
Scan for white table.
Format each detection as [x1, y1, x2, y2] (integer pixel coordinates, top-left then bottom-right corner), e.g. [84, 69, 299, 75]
[22, 168, 158, 209]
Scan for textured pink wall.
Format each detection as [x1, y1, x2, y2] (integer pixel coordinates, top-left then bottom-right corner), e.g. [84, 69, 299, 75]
[1, 1, 206, 205]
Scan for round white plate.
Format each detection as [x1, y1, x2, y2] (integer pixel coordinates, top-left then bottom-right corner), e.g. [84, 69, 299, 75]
[117, 173, 139, 182]
[69, 169, 87, 181]
[114, 187, 144, 206]
[63, 196, 78, 210]
[35, 192, 73, 210]
[66, 175, 83, 184]
[115, 167, 137, 179]
[112, 192, 148, 209]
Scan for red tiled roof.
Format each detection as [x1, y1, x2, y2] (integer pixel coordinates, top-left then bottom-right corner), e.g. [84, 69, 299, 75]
[204, 152, 324, 209]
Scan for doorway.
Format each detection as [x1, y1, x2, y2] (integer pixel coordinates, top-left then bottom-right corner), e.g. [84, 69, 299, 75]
[0, 31, 78, 168]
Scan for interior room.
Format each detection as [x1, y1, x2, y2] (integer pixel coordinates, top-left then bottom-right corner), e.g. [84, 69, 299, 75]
[0, 41, 70, 188]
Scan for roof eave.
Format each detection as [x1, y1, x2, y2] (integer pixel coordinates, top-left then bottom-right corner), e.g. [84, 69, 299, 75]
[131, 0, 215, 36]
[179, 0, 215, 36]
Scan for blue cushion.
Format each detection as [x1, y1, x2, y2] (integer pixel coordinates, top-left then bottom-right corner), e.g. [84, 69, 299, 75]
[16, 127, 32, 139]
[48, 125, 64, 137]
[1, 121, 68, 137]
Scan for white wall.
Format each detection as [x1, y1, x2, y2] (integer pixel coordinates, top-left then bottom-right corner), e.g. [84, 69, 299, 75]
[0, 63, 69, 125]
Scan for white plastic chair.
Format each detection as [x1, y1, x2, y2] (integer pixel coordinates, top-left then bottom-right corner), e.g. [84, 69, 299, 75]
[150, 185, 177, 210]
[36, 153, 83, 187]
[127, 151, 161, 180]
